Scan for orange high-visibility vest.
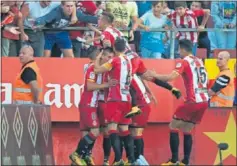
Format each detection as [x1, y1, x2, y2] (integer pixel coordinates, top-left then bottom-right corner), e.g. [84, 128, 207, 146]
[210, 69, 235, 107]
[13, 61, 43, 104]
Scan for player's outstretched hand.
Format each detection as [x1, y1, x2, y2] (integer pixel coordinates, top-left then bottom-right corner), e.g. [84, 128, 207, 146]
[171, 88, 181, 99]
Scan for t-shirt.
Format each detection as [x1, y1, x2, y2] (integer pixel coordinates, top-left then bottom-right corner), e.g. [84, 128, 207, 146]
[140, 12, 168, 53]
[20, 60, 37, 84]
[136, 1, 152, 17]
[106, 1, 138, 36]
[21, 68, 37, 84]
[24, 1, 60, 28]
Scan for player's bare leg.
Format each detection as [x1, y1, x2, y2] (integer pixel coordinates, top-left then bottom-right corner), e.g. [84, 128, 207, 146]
[107, 123, 124, 165]
[118, 125, 136, 165]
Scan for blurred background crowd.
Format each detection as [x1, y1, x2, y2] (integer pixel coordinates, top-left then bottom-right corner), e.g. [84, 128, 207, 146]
[1, 0, 236, 59]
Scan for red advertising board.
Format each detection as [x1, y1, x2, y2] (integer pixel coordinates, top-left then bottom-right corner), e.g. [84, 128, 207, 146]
[1, 58, 236, 122]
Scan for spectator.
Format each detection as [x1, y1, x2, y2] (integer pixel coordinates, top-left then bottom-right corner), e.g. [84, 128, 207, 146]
[21, 0, 61, 57]
[161, 1, 173, 59]
[95, 1, 106, 15]
[161, 1, 173, 15]
[106, 0, 138, 42]
[191, 1, 211, 58]
[69, 0, 98, 58]
[133, 1, 168, 59]
[210, 1, 236, 49]
[167, 1, 210, 58]
[136, 1, 152, 17]
[134, 1, 152, 54]
[1, 1, 26, 57]
[34, 1, 98, 58]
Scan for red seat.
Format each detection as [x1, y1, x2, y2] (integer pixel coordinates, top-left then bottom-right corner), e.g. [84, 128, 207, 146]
[196, 48, 207, 59]
[213, 49, 236, 58]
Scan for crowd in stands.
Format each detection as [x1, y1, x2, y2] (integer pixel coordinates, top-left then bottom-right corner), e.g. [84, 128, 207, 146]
[1, 0, 236, 58]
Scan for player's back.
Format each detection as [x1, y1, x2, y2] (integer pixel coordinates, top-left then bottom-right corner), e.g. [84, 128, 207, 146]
[181, 56, 209, 103]
[107, 55, 132, 102]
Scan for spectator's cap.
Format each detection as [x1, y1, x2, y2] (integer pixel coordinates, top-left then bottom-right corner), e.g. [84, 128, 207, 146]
[174, 1, 187, 8]
[114, 37, 126, 53]
[102, 12, 114, 24]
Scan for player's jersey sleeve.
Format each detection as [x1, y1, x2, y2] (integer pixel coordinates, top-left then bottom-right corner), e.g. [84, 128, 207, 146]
[101, 31, 114, 47]
[102, 58, 116, 71]
[174, 60, 188, 75]
[131, 57, 147, 75]
[86, 66, 96, 82]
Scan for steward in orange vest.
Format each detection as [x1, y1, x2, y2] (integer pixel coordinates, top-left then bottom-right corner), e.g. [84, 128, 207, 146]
[209, 51, 235, 107]
[13, 45, 43, 104]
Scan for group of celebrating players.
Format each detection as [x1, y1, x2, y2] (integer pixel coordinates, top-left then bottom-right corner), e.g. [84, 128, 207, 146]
[69, 12, 209, 166]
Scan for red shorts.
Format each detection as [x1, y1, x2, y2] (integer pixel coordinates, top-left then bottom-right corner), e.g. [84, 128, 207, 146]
[97, 101, 107, 127]
[79, 106, 100, 131]
[131, 105, 151, 128]
[173, 102, 208, 124]
[104, 102, 132, 125]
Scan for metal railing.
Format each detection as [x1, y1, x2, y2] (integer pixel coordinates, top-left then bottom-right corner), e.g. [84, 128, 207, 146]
[25, 27, 236, 59]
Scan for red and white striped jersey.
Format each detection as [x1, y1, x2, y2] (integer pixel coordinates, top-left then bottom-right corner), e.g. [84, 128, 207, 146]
[125, 51, 150, 106]
[131, 74, 151, 106]
[98, 72, 109, 102]
[168, 9, 204, 43]
[175, 56, 209, 103]
[103, 55, 132, 102]
[80, 64, 103, 107]
[101, 26, 131, 50]
[125, 50, 147, 75]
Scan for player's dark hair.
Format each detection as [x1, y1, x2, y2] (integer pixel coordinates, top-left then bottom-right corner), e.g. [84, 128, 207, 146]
[179, 39, 193, 53]
[88, 46, 99, 60]
[103, 47, 114, 55]
[174, 1, 187, 8]
[114, 37, 126, 53]
[102, 12, 114, 24]
[61, 1, 76, 6]
[192, 1, 203, 8]
[152, 1, 162, 7]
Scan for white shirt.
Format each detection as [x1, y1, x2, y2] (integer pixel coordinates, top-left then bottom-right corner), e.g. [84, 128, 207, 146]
[24, 1, 60, 28]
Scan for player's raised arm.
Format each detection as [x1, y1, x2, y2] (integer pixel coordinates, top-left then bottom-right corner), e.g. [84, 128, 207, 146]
[153, 70, 180, 82]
